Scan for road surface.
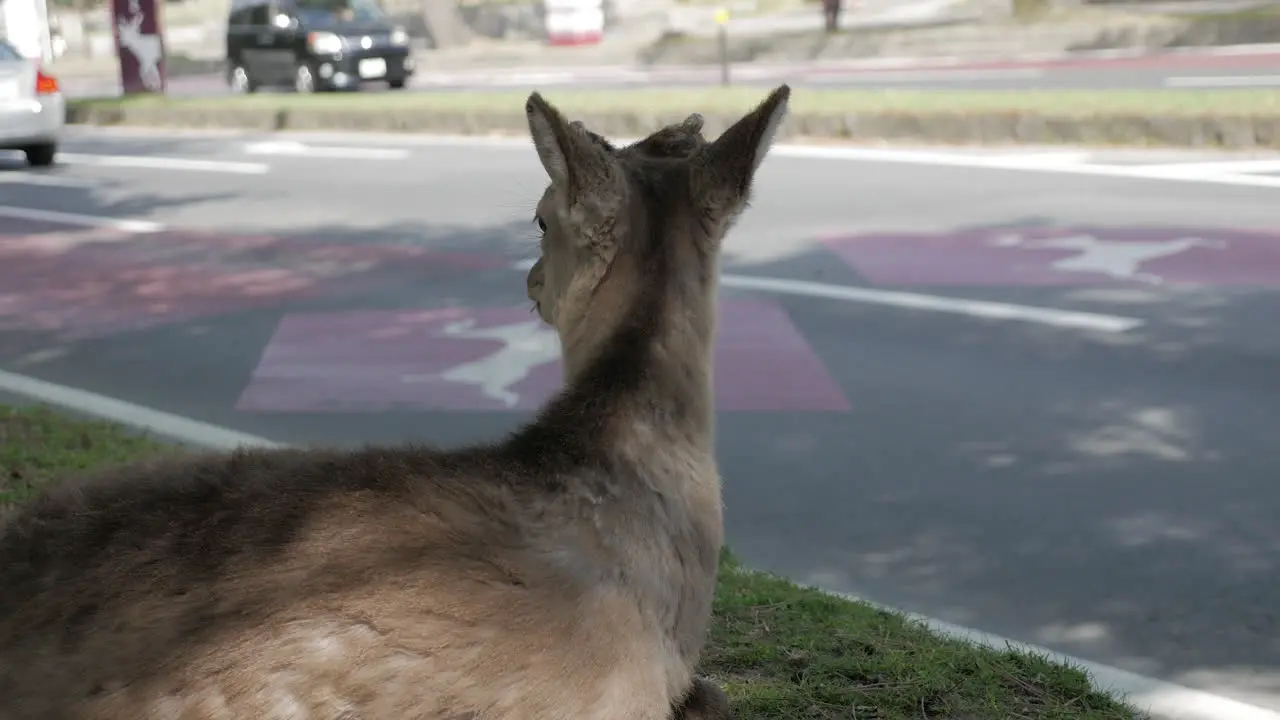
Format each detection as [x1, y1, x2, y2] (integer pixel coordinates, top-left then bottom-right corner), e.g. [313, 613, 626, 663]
[57, 47, 1280, 98]
[2, 129, 1280, 715]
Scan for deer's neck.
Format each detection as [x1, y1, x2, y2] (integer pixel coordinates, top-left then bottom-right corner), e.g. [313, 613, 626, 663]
[560, 233, 718, 459]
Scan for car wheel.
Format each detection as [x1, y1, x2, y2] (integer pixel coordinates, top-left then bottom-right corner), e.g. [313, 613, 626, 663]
[24, 143, 56, 167]
[294, 63, 316, 94]
[228, 63, 256, 93]
[388, 78, 407, 90]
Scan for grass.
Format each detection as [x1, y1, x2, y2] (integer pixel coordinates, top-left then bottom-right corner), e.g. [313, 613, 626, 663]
[0, 403, 1144, 719]
[68, 87, 1280, 117]
[0, 405, 178, 515]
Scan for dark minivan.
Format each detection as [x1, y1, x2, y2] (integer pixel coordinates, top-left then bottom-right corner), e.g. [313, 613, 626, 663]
[225, 0, 414, 93]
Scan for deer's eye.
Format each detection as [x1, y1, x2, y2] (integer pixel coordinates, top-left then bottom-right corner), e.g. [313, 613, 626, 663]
[534, 216, 547, 233]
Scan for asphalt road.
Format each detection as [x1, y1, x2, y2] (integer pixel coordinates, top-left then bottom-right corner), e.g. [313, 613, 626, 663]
[3, 129, 1280, 714]
[57, 48, 1280, 98]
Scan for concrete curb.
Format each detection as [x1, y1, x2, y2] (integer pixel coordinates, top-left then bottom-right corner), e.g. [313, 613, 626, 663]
[65, 102, 1280, 150]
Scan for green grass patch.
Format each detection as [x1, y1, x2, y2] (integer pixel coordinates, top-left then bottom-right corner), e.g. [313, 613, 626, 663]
[68, 87, 1280, 117]
[712, 553, 1141, 718]
[0, 403, 1144, 718]
[0, 405, 176, 515]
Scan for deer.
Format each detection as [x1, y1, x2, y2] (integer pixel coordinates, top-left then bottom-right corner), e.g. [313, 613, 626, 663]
[0, 84, 790, 720]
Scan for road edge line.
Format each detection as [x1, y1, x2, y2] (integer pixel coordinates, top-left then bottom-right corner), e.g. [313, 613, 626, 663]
[0, 369, 284, 450]
[64, 127, 1280, 190]
[0, 205, 164, 233]
[58, 152, 271, 175]
[814, 583, 1280, 720]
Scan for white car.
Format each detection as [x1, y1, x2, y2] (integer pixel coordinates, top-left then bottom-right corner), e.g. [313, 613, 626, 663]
[0, 38, 64, 167]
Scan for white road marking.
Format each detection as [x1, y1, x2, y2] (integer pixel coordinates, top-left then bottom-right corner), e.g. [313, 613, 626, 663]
[58, 152, 270, 174]
[1128, 158, 1280, 177]
[719, 274, 1143, 332]
[0, 371, 1274, 719]
[402, 318, 561, 408]
[991, 232, 1225, 286]
[769, 144, 1280, 189]
[0, 172, 97, 188]
[1164, 74, 1280, 88]
[0, 205, 163, 233]
[806, 67, 1045, 84]
[242, 140, 410, 160]
[233, 132, 1280, 190]
[63, 127, 1280, 190]
[508, 259, 1142, 333]
[0, 369, 286, 450]
[988, 150, 1093, 166]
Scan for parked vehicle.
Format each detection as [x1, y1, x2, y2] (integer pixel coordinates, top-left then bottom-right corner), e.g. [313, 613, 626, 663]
[0, 38, 62, 167]
[225, 0, 415, 93]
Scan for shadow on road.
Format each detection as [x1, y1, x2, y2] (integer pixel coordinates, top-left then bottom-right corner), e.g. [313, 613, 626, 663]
[2, 174, 1279, 707]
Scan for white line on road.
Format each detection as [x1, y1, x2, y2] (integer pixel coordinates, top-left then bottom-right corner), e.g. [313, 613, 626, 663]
[219, 131, 1280, 191]
[0, 172, 97, 188]
[0, 371, 1273, 720]
[988, 150, 1093, 166]
[0, 205, 163, 233]
[242, 140, 410, 160]
[62, 128, 1280, 190]
[0, 369, 286, 450]
[770, 145, 1280, 189]
[1164, 74, 1280, 88]
[507, 259, 1143, 333]
[719, 274, 1144, 333]
[806, 67, 1046, 84]
[58, 152, 271, 174]
[1127, 158, 1280, 177]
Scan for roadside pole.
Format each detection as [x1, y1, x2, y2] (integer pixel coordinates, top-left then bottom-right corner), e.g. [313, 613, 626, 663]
[715, 6, 729, 87]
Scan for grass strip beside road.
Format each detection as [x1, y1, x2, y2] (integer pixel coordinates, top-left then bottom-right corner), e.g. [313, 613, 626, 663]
[0, 402, 1144, 718]
[66, 88, 1280, 148]
[69, 87, 1280, 116]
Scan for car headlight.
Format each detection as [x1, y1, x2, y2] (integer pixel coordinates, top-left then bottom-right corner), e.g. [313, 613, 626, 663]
[307, 31, 344, 54]
[390, 27, 409, 46]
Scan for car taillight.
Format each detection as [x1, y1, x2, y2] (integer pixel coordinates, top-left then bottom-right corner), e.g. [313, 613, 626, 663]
[35, 69, 59, 95]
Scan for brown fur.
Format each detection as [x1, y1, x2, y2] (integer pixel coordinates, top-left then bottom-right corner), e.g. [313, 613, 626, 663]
[0, 85, 790, 720]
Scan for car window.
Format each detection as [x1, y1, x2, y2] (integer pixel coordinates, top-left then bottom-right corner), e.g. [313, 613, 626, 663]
[0, 40, 23, 61]
[292, 0, 386, 26]
[247, 4, 270, 24]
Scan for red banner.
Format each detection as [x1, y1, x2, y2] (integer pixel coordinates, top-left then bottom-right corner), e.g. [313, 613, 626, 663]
[110, 0, 166, 95]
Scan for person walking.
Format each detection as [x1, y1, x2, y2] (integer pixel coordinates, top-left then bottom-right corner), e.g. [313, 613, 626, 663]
[822, 0, 841, 32]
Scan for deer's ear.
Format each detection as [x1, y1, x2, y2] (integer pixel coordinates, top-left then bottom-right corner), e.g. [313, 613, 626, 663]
[525, 91, 618, 207]
[692, 84, 790, 222]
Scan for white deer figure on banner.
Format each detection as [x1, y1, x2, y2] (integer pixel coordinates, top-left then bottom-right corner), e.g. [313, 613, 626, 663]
[116, 9, 163, 91]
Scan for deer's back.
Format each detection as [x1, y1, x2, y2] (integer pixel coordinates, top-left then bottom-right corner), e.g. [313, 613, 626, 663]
[0, 445, 707, 719]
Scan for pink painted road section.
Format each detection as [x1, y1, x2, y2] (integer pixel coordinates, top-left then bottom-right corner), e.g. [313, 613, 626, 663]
[823, 226, 1280, 287]
[0, 218, 510, 341]
[236, 301, 851, 413]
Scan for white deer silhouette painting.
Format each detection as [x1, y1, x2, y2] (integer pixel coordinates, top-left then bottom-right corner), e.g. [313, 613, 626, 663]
[992, 233, 1227, 285]
[116, 12, 163, 91]
[401, 317, 562, 408]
